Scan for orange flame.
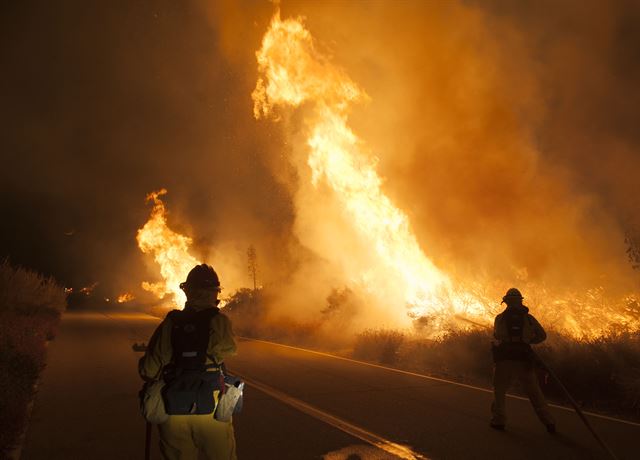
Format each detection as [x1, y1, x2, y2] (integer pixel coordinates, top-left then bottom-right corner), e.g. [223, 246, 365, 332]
[252, 12, 640, 337]
[253, 12, 486, 329]
[136, 189, 198, 306]
[117, 293, 135, 303]
[79, 282, 98, 296]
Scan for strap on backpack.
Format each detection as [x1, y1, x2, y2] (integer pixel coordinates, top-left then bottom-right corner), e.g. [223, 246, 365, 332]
[168, 307, 220, 370]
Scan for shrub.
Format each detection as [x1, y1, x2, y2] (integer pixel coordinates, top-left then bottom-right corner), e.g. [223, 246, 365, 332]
[351, 326, 640, 420]
[224, 283, 640, 419]
[0, 259, 66, 314]
[0, 259, 66, 456]
[410, 329, 494, 383]
[537, 331, 640, 416]
[223, 288, 326, 347]
[223, 288, 266, 337]
[353, 329, 405, 365]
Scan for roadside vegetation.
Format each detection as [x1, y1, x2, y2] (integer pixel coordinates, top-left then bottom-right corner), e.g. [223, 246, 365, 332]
[353, 328, 640, 421]
[225, 287, 640, 422]
[224, 288, 324, 347]
[0, 259, 66, 458]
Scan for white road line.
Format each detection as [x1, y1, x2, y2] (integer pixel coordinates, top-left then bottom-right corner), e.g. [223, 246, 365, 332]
[100, 311, 639, 429]
[236, 373, 429, 460]
[240, 337, 640, 428]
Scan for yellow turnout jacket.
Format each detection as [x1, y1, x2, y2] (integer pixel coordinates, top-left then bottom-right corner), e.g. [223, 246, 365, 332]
[139, 307, 237, 381]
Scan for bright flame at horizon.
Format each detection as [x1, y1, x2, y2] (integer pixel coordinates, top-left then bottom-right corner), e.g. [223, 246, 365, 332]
[117, 292, 135, 303]
[136, 189, 199, 306]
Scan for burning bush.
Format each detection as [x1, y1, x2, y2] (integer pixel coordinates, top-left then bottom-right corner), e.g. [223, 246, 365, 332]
[0, 259, 66, 457]
[224, 279, 639, 419]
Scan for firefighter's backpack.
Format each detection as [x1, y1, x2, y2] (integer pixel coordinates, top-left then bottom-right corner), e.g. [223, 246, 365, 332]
[493, 309, 533, 362]
[162, 307, 224, 415]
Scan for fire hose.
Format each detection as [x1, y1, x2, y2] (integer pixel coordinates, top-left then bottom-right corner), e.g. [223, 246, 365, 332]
[132, 328, 620, 459]
[455, 315, 619, 460]
[530, 350, 620, 460]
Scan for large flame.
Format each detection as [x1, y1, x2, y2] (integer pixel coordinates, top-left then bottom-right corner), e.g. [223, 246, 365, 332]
[253, 12, 485, 329]
[136, 189, 198, 305]
[130, 12, 638, 338]
[252, 12, 640, 337]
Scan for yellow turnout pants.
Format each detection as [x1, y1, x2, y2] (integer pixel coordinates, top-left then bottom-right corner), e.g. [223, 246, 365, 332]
[158, 413, 237, 460]
[491, 360, 555, 427]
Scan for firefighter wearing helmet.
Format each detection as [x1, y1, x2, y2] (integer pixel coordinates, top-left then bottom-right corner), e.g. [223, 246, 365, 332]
[490, 288, 556, 433]
[139, 264, 238, 459]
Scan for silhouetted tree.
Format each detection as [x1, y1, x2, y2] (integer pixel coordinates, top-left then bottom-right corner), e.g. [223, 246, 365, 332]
[625, 228, 640, 271]
[247, 245, 257, 291]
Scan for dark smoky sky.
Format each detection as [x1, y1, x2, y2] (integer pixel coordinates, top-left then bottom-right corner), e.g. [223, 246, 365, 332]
[0, 0, 289, 295]
[471, 0, 640, 219]
[1, 0, 639, 301]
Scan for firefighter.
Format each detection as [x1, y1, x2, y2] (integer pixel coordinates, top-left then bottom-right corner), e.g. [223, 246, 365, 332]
[490, 288, 556, 433]
[139, 264, 237, 460]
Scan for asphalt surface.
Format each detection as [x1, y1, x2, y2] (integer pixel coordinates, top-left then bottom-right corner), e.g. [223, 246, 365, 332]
[21, 311, 640, 459]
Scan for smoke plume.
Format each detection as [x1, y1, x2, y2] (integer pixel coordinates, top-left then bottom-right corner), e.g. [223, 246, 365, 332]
[2, 1, 639, 335]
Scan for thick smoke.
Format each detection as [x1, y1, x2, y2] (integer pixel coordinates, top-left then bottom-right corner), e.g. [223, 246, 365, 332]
[208, 0, 640, 331]
[1, 1, 638, 331]
[266, 1, 640, 291]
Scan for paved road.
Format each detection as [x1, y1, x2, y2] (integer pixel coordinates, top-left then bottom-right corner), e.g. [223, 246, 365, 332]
[22, 311, 640, 459]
